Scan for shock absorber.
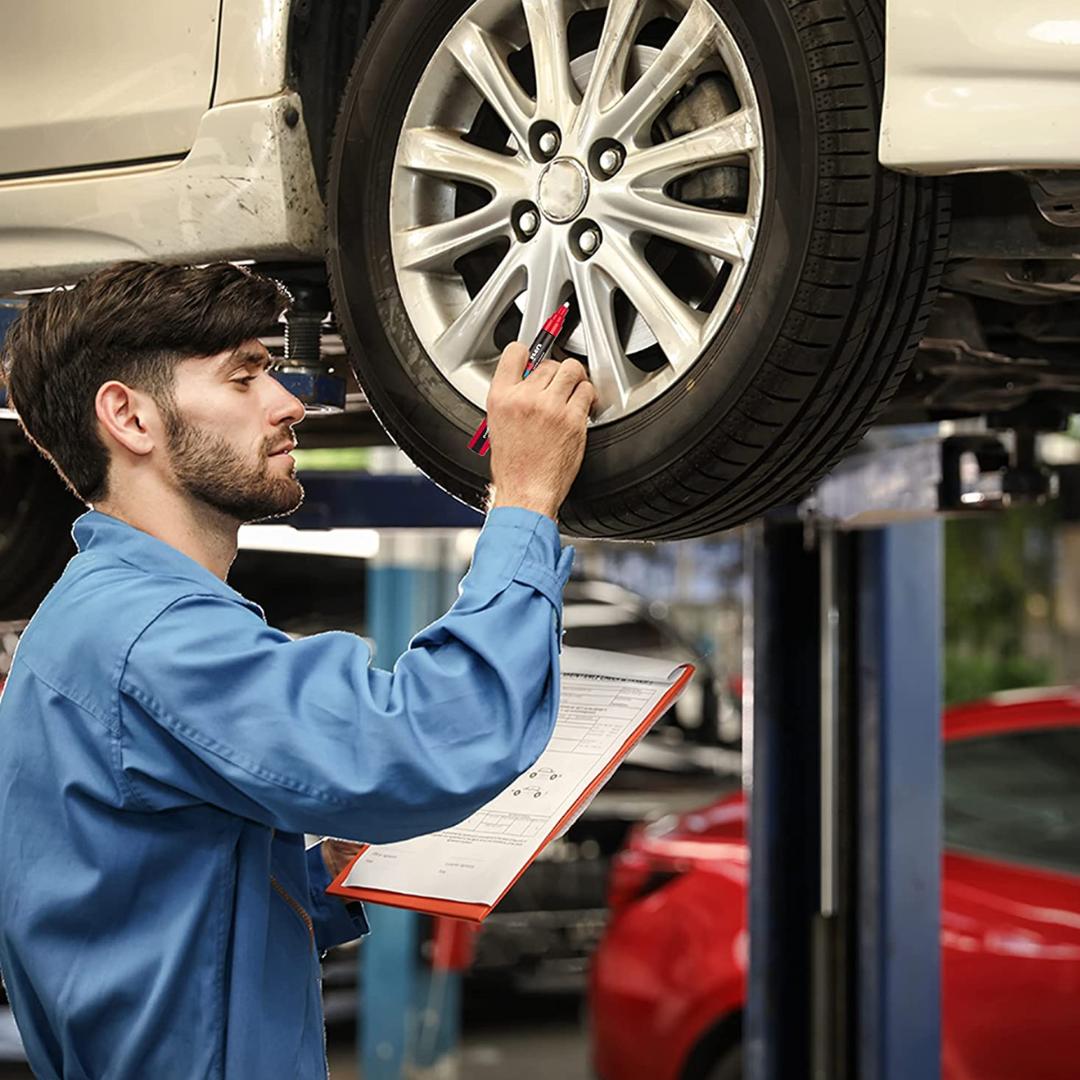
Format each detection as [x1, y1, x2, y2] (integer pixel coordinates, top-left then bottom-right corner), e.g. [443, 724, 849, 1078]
[271, 282, 346, 413]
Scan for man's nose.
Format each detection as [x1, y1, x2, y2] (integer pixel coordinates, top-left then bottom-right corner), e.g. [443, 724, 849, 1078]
[268, 376, 307, 427]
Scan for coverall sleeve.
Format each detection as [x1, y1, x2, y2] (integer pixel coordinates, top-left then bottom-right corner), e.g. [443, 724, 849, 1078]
[117, 508, 574, 843]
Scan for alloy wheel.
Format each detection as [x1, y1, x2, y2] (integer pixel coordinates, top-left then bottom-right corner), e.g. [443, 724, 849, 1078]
[389, 0, 765, 425]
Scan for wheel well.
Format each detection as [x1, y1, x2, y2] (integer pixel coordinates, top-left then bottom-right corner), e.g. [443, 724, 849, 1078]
[680, 1009, 743, 1080]
[287, 0, 384, 196]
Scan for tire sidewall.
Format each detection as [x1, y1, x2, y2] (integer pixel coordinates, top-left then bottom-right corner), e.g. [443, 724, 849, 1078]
[330, 0, 825, 511]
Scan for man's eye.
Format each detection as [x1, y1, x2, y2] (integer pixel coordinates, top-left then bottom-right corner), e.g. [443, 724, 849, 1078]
[233, 375, 258, 387]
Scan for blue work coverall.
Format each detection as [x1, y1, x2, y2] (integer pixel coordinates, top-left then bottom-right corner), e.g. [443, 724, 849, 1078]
[0, 507, 572, 1078]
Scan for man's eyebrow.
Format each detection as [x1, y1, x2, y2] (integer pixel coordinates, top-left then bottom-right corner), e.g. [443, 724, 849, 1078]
[217, 348, 272, 372]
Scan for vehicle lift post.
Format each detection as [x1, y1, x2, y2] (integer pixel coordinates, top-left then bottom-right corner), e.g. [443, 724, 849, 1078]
[745, 423, 1054, 1079]
[360, 532, 459, 1080]
[747, 438, 949, 1080]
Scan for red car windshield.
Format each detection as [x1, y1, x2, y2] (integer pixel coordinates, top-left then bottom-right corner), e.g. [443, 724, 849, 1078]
[945, 725, 1080, 878]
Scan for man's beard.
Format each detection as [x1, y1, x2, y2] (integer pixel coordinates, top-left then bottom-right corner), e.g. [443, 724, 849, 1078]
[164, 410, 303, 523]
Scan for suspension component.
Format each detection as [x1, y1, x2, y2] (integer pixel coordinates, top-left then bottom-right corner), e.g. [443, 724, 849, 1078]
[272, 283, 346, 413]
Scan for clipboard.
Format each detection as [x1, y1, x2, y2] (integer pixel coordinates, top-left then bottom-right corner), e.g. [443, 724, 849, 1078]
[326, 648, 696, 922]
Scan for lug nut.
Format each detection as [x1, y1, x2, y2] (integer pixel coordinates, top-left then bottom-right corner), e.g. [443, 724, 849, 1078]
[538, 130, 559, 156]
[598, 148, 622, 175]
[518, 209, 540, 236]
[579, 228, 600, 255]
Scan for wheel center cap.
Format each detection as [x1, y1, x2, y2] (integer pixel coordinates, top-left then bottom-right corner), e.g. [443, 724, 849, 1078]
[537, 158, 589, 223]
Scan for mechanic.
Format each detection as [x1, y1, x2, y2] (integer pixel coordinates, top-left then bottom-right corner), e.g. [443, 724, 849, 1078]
[0, 261, 596, 1079]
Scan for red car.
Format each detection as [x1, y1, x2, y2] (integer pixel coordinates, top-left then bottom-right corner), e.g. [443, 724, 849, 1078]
[589, 690, 1080, 1080]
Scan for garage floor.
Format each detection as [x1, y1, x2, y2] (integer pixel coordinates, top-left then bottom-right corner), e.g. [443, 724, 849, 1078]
[327, 993, 592, 1080]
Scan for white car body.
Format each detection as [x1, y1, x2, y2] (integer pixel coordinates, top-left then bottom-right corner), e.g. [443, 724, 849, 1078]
[0, 0, 322, 291]
[0, 0, 1077, 291]
[881, 0, 1080, 174]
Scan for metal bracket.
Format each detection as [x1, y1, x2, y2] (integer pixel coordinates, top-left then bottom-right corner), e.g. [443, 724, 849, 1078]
[1025, 170, 1080, 228]
[800, 427, 1058, 529]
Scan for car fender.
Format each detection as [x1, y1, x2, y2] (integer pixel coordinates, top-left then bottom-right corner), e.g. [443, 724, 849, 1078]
[215, 0, 292, 105]
[881, 0, 1080, 174]
[0, 93, 325, 292]
[651, 866, 748, 1080]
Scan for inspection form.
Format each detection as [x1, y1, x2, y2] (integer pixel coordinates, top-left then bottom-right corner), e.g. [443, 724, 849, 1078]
[327, 647, 695, 920]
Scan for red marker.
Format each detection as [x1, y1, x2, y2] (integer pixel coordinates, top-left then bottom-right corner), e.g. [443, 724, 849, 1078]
[468, 302, 571, 456]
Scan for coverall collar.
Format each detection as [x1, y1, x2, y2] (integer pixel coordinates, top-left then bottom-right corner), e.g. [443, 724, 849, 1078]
[72, 509, 263, 615]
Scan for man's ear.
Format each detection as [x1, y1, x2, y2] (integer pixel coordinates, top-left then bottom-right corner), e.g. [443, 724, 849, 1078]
[94, 381, 158, 457]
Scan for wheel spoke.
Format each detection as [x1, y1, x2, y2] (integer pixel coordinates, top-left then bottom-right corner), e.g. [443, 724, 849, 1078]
[398, 126, 530, 195]
[521, 0, 577, 121]
[434, 245, 528, 368]
[520, 236, 571, 339]
[569, 259, 633, 414]
[571, 0, 644, 138]
[395, 200, 514, 272]
[603, 187, 754, 264]
[596, 232, 705, 370]
[447, 19, 534, 151]
[623, 108, 760, 187]
[604, 0, 716, 142]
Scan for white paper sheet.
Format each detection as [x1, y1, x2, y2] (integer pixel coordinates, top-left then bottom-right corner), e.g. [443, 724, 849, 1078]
[341, 648, 690, 907]
[559, 646, 686, 683]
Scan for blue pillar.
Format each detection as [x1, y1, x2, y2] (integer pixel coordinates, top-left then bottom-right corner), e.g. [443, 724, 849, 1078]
[746, 520, 821, 1080]
[857, 520, 942, 1080]
[747, 515, 942, 1080]
[360, 904, 420, 1079]
[360, 534, 463, 1080]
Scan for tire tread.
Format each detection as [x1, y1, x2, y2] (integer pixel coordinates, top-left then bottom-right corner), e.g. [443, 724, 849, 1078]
[562, 0, 950, 537]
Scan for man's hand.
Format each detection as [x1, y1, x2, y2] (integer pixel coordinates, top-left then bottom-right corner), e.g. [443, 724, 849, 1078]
[321, 838, 363, 880]
[485, 342, 597, 520]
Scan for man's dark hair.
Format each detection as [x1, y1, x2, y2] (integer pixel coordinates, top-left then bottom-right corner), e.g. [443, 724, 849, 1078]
[1, 261, 290, 502]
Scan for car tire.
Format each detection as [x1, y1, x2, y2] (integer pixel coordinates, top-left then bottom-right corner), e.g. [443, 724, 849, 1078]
[0, 430, 82, 619]
[327, 0, 950, 539]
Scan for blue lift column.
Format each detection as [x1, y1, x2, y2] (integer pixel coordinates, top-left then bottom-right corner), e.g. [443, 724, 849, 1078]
[360, 532, 454, 1080]
[856, 520, 942, 1080]
[747, 437, 944, 1080]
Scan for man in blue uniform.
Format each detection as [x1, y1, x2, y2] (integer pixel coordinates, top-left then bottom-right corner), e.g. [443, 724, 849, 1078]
[0, 261, 595, 1078]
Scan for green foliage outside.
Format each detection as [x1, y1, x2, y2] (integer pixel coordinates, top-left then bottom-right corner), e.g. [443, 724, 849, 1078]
[291, 447, 372, 471]
[944, 651, 1053, 708]
[944, 503, 1055, 705]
